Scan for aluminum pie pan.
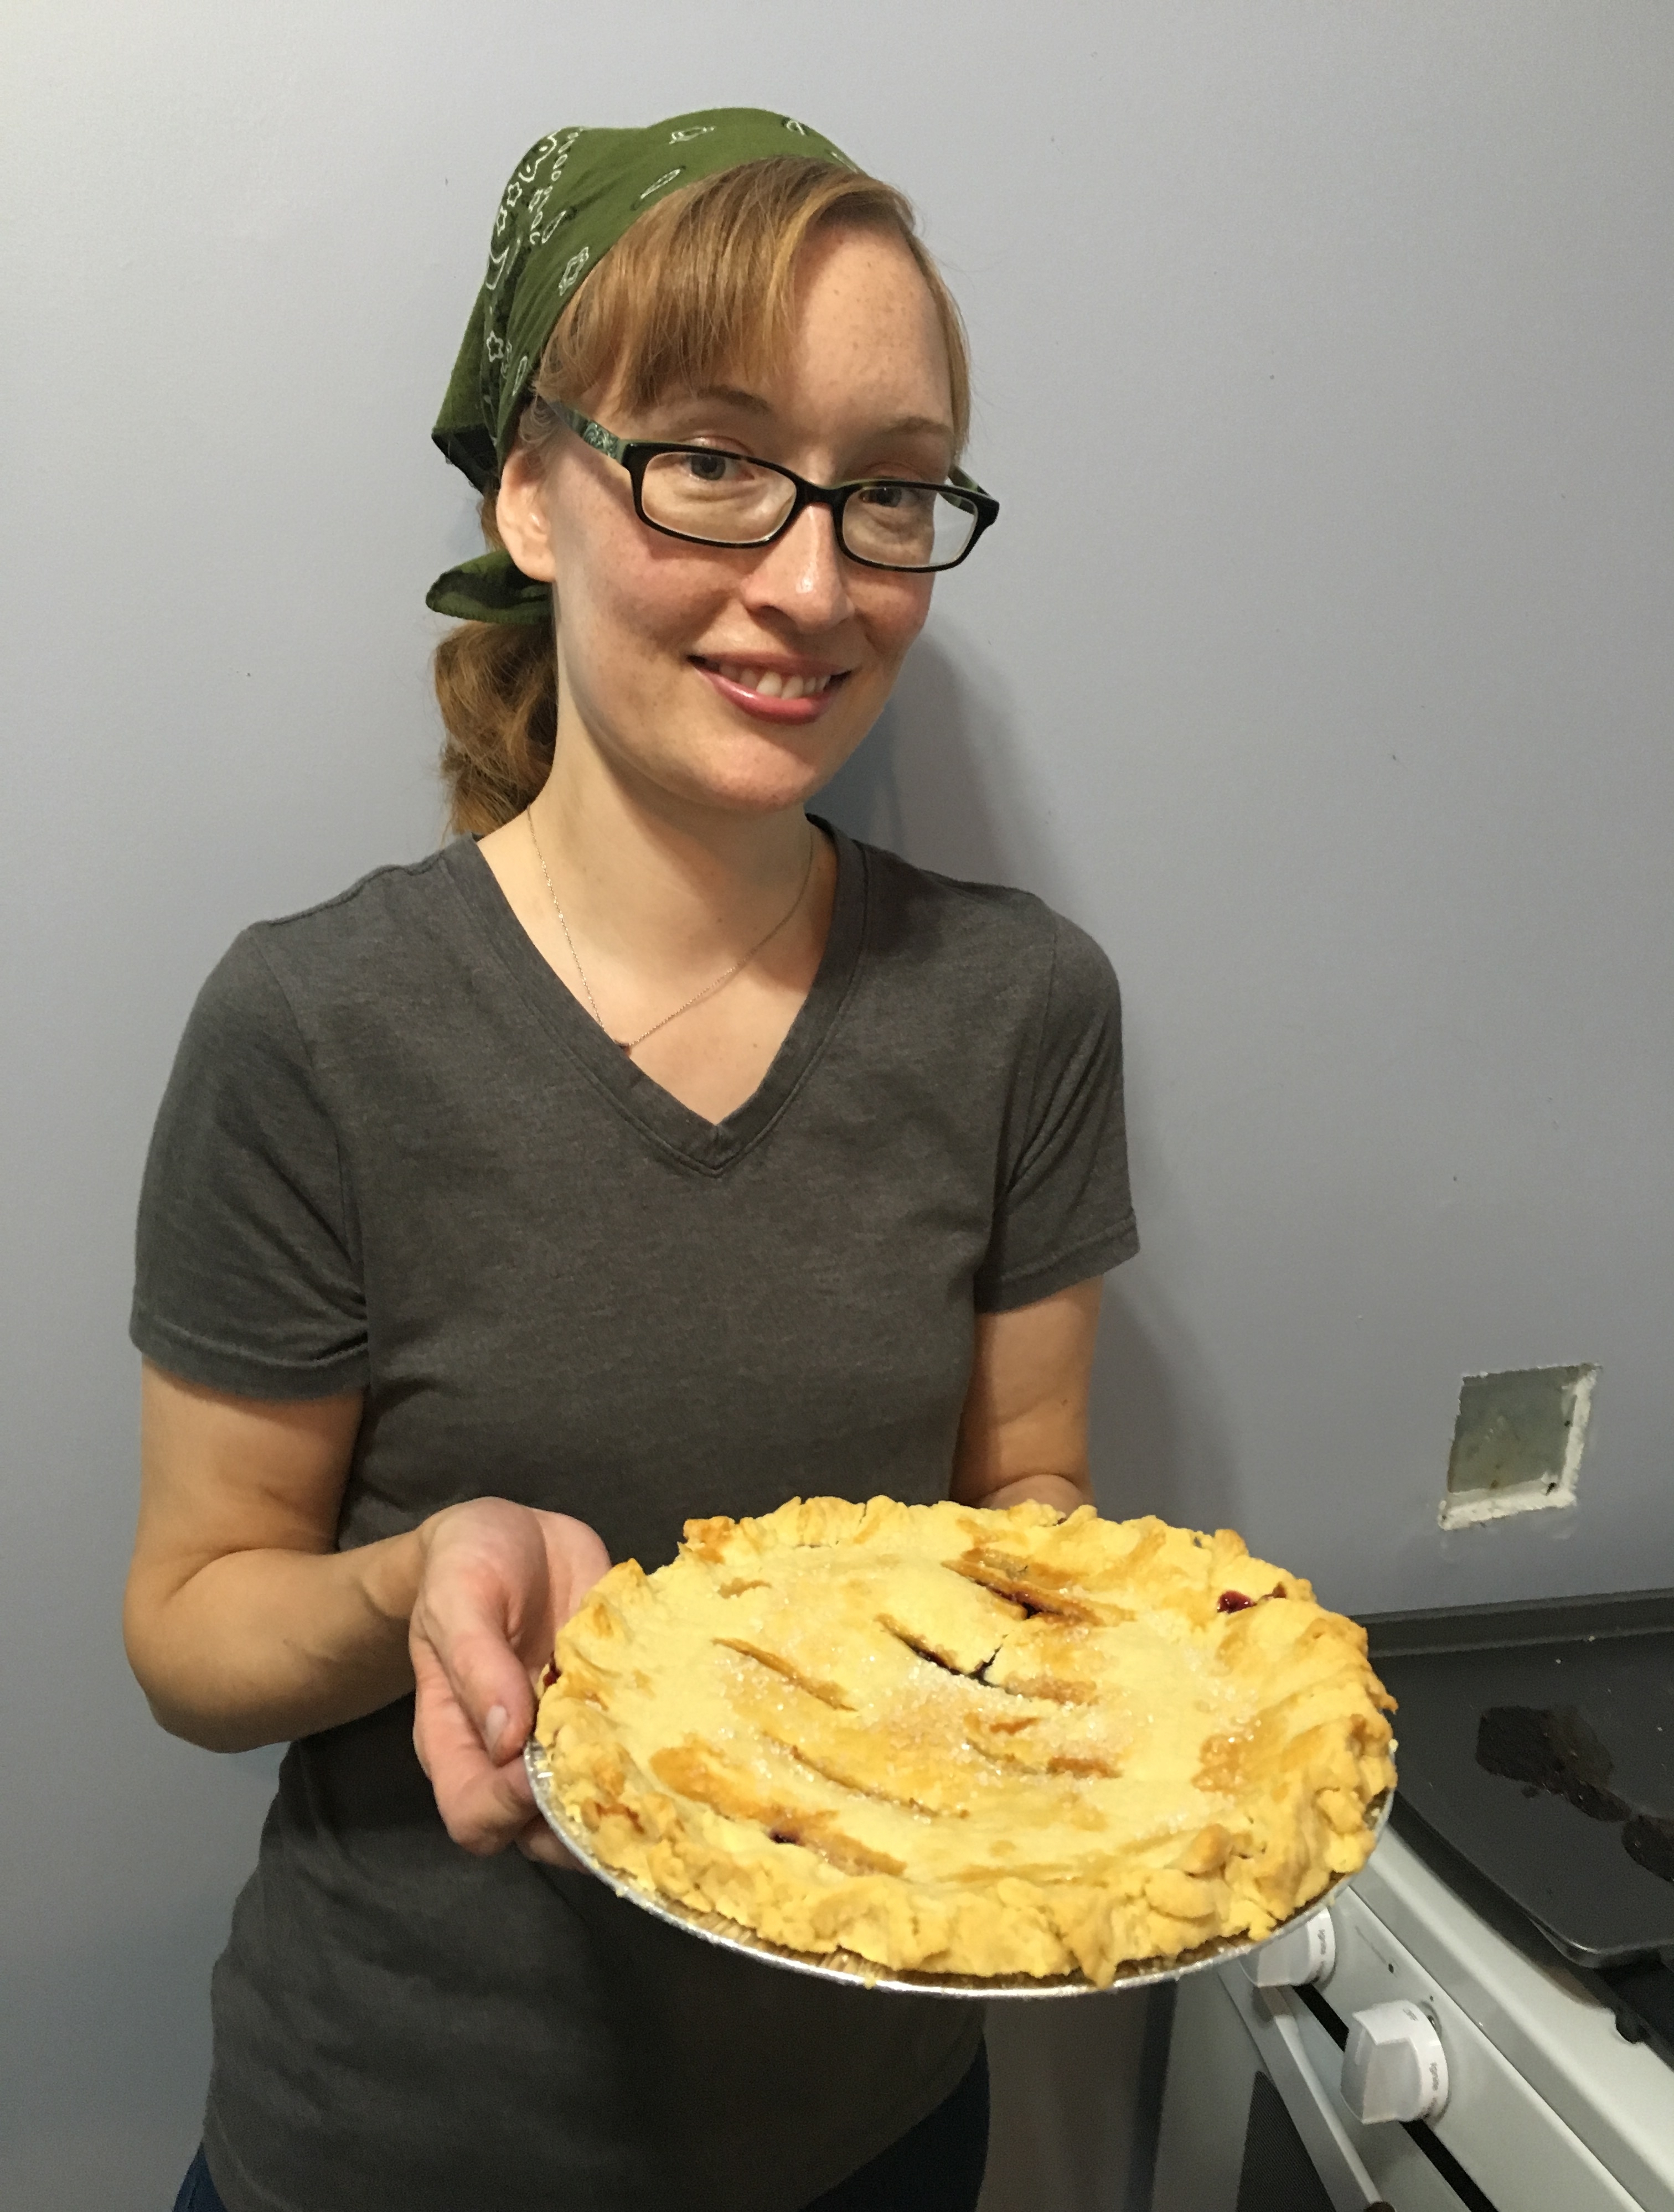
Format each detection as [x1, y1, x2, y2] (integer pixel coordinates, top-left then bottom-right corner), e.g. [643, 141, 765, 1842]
[525, 1739, 1391, 1999]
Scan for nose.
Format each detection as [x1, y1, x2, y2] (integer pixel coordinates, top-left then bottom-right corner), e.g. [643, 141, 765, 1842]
[741, 501, 855, 634]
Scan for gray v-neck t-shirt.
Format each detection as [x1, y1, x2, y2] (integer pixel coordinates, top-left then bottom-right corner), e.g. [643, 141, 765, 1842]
[131, 824, 1137, 2212]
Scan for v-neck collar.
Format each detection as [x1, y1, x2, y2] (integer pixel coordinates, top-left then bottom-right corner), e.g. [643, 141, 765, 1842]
[443, 817, 868, 1175]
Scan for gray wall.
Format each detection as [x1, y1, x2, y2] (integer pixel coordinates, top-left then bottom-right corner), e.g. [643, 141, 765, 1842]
[3, 5, 1669, 2204]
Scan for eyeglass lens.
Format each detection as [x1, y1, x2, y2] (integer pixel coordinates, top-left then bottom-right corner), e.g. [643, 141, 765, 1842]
[639, 452, 979, 569]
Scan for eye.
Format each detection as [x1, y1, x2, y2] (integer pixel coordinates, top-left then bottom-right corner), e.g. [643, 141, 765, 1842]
[678, 449, 741, 484]
[855, 480, 933, 512]
[854, 481, 937, 527]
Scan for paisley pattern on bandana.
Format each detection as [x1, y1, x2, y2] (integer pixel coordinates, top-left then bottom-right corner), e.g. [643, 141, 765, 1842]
[428, 107, 854, 625]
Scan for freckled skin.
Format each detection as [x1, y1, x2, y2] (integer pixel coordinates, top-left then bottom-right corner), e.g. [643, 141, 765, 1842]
[498, 226, 952, 821]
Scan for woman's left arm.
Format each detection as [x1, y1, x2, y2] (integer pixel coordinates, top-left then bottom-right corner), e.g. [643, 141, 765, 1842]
[949, 1277, 1103, 1516]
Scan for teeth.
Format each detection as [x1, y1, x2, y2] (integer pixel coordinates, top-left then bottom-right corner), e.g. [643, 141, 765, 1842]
[709, 661, 835, 698]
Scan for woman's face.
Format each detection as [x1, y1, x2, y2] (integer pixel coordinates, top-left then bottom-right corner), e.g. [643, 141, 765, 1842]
[497, 225, 954, 819]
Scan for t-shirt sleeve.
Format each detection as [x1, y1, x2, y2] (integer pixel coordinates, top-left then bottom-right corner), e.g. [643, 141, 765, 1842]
[972, 913, 1138, 1313]
[131, 928, 370, 1398]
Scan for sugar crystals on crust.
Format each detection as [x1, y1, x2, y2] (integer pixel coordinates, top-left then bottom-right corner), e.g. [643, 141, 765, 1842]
[534, 1499, 1397, 1987]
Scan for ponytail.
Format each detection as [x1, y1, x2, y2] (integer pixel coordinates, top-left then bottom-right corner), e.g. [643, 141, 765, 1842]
[432, 491, 556, 835]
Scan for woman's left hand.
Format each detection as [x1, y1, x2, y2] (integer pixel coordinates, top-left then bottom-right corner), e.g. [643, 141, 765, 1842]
[409, 1499, 611, 1867]
[950, 1278, 1103, 1518]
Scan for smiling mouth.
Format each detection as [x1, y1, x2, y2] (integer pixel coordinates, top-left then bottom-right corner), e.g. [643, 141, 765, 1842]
[693, 657, 848, 702]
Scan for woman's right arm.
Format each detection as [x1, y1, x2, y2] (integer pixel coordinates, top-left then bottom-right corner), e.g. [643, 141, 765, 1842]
[125, 1363, 414, 1748]
[124, 1361, 607, 1858]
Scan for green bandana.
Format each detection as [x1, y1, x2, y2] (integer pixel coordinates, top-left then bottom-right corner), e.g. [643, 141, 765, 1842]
[427, 107, 854, 625]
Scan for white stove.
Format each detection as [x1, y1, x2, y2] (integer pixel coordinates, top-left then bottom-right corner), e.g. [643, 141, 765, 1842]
[1149, 1825, 1674, 2211]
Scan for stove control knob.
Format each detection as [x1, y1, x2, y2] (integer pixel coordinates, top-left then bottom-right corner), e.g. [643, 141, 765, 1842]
[1341, 1999, 1449, 2125]
[1244, 1908, 1336, 1988]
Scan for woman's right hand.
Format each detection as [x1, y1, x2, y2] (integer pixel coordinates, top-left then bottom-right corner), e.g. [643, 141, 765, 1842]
[127, 1366, 608, 1860]
[409, 1499, 611, 1866]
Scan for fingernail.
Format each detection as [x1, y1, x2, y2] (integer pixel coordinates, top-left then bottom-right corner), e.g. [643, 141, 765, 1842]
[483, 1704, 509, 1758]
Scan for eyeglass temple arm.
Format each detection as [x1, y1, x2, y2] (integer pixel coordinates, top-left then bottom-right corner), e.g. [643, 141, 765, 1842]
[555, 402, 631, 463]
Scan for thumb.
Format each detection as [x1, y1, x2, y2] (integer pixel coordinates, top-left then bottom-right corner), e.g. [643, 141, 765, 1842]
[412, 1586, 539, 1767]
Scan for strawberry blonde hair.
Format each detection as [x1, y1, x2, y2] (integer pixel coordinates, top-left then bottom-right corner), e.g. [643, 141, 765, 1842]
[433, 157, 971, 836]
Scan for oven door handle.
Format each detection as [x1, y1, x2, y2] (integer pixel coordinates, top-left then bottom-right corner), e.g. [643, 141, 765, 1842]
[1233, 1980, 1394, 2212]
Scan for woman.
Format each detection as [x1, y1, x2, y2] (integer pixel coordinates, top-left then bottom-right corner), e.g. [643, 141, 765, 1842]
[126, 108, 1137, 2212]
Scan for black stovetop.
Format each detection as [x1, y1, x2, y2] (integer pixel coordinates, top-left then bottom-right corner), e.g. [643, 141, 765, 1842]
[1363, 1587, 1674, 2070]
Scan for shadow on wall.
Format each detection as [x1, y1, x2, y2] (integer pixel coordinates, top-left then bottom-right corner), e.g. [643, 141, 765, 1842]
[822, 634, 1230, 2212]
[818, 628, 1058, 892]
[981, 1989, 1162, 2212]
[1091, 1282, 1239, 1533]
[4, 1900, 224, 2205]
[819, 630, 1239, 1543]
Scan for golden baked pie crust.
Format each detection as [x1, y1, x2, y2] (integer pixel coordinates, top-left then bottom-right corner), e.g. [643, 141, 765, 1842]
[535, 1498, 1396, 1987]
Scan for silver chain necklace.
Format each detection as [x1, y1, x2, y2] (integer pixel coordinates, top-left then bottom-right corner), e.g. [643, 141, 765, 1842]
[526, 811, 816, 1054]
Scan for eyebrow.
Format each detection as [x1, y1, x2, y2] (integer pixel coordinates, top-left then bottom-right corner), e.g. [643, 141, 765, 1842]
[677, 386, 956, 448]
[871, 413, 958, 444]
[684, 384, 774, 416]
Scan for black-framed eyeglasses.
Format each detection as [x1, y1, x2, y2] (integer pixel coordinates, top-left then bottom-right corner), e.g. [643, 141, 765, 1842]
[556, 403, 999, 573]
